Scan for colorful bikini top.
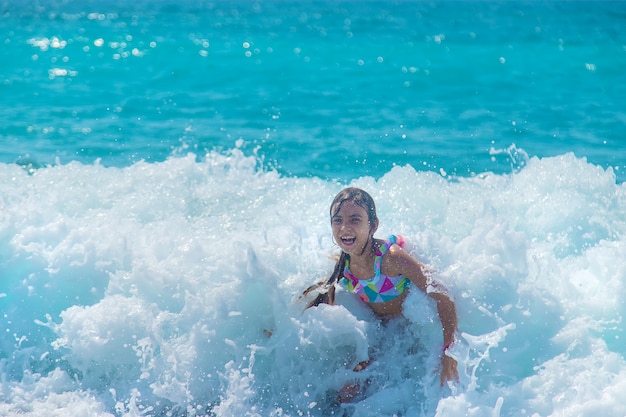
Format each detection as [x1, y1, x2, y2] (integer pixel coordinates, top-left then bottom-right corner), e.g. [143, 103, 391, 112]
[339, 235, 411, 303]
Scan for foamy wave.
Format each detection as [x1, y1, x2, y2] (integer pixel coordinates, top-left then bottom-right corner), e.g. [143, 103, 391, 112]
[1, 149, 625, 416]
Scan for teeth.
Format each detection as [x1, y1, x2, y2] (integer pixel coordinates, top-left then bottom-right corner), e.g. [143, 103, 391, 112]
[342, 237, 356, 244]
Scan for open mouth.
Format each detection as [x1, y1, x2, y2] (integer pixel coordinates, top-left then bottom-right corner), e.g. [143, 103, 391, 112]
[341, 237, 356, 245]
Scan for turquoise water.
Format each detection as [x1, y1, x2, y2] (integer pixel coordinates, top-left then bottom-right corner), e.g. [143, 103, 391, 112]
[2, 0, 625, 180]
[1, 1, 626, 417]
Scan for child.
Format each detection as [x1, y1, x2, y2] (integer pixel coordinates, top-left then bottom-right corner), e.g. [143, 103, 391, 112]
[303, 187, 459, 399]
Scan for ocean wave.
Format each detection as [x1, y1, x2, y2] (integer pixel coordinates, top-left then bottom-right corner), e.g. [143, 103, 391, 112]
[1, 148, 625, 416]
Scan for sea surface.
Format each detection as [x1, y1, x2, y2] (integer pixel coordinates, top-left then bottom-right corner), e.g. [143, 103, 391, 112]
[1, 1, 625, 416]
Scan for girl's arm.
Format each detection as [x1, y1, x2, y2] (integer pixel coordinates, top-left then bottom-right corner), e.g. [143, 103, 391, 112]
[387, 245, 460, 386]
[429, 291, 459, 386]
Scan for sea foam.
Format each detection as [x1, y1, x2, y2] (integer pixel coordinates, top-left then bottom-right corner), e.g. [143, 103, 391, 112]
[1, 148, 625, 416]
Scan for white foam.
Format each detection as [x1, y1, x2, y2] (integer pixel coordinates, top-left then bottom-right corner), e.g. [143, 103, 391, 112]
[1, 149, 624, 416]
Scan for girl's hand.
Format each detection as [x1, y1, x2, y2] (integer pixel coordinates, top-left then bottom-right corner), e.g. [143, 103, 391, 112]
[338, 359, 373, 403]
[440, 354, 459, 386]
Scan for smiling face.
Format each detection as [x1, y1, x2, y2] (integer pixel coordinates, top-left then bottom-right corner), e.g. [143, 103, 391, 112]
[331, 199, 378, 255]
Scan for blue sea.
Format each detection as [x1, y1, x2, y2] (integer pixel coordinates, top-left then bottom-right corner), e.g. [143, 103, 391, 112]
[1, 1, 625, 416]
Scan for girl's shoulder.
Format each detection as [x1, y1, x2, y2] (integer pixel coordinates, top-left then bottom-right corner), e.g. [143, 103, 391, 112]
[377, 235, 406, 256]
[378, 236, 410, 271]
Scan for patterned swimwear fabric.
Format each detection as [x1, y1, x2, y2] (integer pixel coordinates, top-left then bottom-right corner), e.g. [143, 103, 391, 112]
[340, 235, 410, 303]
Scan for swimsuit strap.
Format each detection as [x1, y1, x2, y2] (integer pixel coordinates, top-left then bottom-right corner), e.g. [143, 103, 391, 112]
[340, 235, 408, 300]
[343, 235, 402, 282]
[373, 235, 398, 277]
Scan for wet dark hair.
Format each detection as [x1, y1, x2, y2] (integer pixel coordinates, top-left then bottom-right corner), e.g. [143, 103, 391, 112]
[303, 187, 378, 309]
[330, 187, 378, 228]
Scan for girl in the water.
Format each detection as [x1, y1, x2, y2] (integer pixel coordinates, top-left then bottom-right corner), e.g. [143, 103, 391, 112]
[303, 187, 459, 399]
